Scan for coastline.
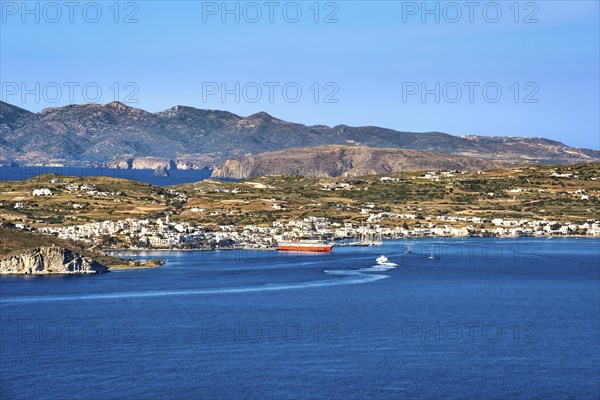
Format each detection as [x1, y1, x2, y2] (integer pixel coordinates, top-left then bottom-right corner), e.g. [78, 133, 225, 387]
[107, 247, 277, 253]
[108, 262, 164, 271]
[104, 235, 597, 254]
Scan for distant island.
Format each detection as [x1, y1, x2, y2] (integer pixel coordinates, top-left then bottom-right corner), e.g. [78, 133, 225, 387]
[1, 101, 598, 170]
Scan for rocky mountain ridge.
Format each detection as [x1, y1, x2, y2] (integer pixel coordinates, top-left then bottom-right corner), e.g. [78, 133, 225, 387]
[1, 101, 598, 167]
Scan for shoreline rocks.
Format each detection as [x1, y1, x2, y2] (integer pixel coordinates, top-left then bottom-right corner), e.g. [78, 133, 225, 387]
[0, 245, 109, 275]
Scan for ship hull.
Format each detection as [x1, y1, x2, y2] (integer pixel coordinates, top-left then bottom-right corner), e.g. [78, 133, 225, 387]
[277, 245, 332, 253]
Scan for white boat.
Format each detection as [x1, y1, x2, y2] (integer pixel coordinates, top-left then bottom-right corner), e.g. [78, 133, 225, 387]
[376, 255, 389, 265]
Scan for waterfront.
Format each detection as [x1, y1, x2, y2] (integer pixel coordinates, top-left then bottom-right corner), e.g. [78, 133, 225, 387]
[1, 238, 599, 399]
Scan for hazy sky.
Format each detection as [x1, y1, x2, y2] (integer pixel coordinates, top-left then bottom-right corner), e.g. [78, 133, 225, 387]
[1, 1, 599, 149]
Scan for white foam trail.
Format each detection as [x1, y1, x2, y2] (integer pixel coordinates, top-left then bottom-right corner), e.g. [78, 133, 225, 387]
[358, 263, 398, 272]
[0, 268, 389, 305]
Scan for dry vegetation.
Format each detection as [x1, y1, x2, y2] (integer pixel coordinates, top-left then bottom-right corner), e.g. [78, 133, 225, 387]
[174, 163, 600, 227]
[0, 175, 174, 227]
[0, 163, 598, 232]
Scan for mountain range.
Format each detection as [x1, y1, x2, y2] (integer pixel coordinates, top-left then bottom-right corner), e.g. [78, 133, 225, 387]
[1, 101, 598, 172]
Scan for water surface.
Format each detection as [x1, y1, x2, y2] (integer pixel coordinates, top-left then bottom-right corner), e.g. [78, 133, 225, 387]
[1, 239, 599, 399]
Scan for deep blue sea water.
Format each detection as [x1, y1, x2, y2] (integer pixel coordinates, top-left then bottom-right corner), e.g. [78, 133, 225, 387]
[0, 166, 214, 186]
[1, 238, 599, 399]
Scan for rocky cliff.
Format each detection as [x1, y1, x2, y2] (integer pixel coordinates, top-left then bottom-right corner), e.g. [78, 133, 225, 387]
[0, 245, 109, 275]
[96, 156, 216, 170]
[211, 145, 499, 179]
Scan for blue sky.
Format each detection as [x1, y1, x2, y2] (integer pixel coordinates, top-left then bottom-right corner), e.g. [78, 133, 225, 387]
[1, 1, 598, 149]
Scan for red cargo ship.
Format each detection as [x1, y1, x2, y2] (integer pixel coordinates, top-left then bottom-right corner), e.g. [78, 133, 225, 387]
[277, 239, 333, 253]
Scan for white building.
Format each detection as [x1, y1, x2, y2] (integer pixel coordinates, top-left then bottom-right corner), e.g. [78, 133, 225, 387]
[32, 188, 52, 196]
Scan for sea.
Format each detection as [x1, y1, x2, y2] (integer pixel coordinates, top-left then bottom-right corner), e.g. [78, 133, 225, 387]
[0, 238, 599, 399]
[0, 166, 214, 186]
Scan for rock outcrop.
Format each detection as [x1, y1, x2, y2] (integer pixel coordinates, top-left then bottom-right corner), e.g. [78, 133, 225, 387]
[96, 156, 216, 170]
[211, 145, 499, 179]
[0, 245, 109, 275]
[153, 165, 170, 177]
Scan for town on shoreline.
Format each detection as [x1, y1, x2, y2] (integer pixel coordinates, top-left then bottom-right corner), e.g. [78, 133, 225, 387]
[24, 214, 600, 252]
[2, 162, 599, 253]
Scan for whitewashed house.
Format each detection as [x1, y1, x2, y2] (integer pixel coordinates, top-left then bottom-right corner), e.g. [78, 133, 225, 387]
[32, 188, 52, 196]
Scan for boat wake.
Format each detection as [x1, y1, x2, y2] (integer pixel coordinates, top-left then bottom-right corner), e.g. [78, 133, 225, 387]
[365, 263, 398, 271]
[0, 267, 390, 305]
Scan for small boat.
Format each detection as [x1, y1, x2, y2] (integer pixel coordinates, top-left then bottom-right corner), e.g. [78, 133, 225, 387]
[376, 255, 389, 265]
[428, 254, 435, 260]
